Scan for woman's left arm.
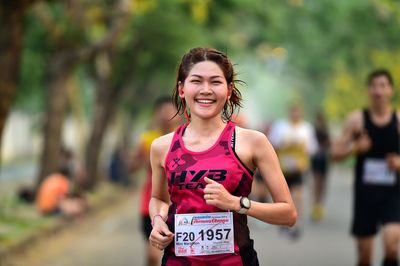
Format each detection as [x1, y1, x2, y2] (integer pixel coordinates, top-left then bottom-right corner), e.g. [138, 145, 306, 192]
[203, 130, 297, 226]
[245, 131, 297, 226]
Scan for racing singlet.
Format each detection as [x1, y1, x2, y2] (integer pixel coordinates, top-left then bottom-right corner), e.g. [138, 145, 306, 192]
[355, 109, 400, 191]
[162, 121, 258, 266]
[277, 141, 309, 174]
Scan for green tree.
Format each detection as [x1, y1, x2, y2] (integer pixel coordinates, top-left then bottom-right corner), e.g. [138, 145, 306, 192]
[25, 0, 132, 187]
[84, 0, 209, 188]
[0, 0, 38, 166]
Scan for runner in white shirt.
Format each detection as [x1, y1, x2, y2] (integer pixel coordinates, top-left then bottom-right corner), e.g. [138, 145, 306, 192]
[269, 103, 318, 239]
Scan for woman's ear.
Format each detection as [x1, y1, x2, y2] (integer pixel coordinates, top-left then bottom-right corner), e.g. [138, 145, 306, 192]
[227, 83, 233, 100]
[178, 81, 184, 98]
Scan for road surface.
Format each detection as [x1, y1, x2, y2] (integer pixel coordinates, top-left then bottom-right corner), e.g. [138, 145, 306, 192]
[4, 166, 388, 266]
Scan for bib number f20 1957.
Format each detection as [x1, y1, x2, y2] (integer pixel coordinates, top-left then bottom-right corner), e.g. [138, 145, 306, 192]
[174, 212, 234, 257]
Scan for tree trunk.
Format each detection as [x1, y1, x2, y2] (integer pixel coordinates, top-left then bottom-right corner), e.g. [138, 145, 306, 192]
[0, 1, 34, 166]
[84, 81, 119, 190]
[36, 53, 74, 187]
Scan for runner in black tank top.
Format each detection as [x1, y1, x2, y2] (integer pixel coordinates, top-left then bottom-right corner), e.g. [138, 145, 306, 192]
[352, 109, 400, 237]
[331, 69, 400, 266]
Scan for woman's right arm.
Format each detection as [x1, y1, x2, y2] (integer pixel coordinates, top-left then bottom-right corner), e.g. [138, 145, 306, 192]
[148, 135, 174, 249]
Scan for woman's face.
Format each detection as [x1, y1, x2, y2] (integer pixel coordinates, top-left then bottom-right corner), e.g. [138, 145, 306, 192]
[178, 61, 232, 121]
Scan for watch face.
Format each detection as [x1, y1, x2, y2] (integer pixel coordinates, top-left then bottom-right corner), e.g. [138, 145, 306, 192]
[241, 197, 251, 209]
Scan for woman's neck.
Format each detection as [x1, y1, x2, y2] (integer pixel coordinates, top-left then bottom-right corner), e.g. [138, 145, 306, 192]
[186, 117, 226, 138]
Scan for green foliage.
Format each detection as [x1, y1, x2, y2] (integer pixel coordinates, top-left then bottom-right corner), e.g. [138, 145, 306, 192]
[13, 0, 400, 122]
[325, 49, 400, 121]
[14, 9, 50, 112]
[113, 0, 209, 114]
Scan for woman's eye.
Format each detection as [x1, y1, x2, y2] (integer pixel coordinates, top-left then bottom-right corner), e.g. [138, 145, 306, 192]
[212, 81, 222, 85]
[191, 80, 200, 83]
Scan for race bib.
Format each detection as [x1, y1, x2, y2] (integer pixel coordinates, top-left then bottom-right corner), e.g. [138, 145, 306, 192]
[278, 143, 309, 173]
[363, 159, 396, 185]
[174, 212, 234, 257]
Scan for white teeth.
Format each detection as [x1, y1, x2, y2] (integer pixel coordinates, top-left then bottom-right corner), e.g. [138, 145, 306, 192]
[197, 99, 213, 104]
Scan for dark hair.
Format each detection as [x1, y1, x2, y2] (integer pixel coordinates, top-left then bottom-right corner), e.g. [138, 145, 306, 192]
[153, 95, 173, 110]
[367, 69, 394, 86]
[58, 165, 72, 179]
[18, 186, 35, 203]
[172, 47, 243, 122]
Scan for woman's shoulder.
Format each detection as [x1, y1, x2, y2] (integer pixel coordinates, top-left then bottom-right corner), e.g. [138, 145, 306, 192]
[235, 126, 268, 144]
[234, 126, 270, 170]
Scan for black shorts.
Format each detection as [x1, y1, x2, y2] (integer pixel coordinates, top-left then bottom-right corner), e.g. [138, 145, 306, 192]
[311, 154, 329, 176]
[284, 172, 303, 188]
[141, 215, 152, 239]
[351, 188, 400, 237]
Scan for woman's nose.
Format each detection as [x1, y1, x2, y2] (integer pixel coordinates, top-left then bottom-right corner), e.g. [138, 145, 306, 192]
[199, 82, 212, 93]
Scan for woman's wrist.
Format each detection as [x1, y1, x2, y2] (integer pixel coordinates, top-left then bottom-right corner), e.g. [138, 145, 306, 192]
[151, 214, 165, 227]
[230, 196, 241, 212]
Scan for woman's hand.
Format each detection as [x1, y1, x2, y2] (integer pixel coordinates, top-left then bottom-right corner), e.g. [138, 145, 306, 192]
[203, 177, 239, 211]
[149, 216, 174, 250]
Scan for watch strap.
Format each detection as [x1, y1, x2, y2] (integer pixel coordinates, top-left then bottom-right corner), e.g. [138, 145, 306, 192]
[237, 196, 250, 214]
[238, 207, 248, 214]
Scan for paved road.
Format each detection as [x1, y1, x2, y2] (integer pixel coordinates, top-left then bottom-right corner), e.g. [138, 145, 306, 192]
[4, 166, 388, 266]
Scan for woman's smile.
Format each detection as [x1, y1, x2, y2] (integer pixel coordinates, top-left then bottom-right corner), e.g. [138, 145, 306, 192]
[195, 98, 216, 106]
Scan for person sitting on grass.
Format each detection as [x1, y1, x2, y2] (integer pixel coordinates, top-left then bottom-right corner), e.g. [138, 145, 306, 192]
[35, 166, 88, 218]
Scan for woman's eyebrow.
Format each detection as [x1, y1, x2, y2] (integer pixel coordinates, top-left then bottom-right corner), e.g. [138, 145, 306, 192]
[190, 74, 223, 79]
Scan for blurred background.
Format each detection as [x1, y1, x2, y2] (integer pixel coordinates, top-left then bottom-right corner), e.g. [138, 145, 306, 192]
[1, 0, 400, 265]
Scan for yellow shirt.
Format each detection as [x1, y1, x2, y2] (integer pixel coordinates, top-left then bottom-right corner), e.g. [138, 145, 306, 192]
[140, 130, 162, 154]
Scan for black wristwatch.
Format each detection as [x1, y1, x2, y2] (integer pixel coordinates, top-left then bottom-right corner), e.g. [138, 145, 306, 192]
[238, 196, 251, 214]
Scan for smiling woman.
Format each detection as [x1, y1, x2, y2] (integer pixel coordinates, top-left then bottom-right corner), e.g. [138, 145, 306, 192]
[178, 61, 230, 122]
[148, 47, 297, 266]
[173, 48, 243, 123]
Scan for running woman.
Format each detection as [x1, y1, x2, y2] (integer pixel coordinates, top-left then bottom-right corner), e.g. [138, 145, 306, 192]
[331, 69, 400, 266]
[149, 47, 297, 265]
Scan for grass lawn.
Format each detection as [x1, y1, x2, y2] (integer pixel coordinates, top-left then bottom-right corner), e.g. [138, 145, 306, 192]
[0, 181, 131, 251]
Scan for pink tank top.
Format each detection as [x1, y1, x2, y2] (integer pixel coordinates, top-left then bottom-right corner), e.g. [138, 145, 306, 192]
[162, 121, 258, 266]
